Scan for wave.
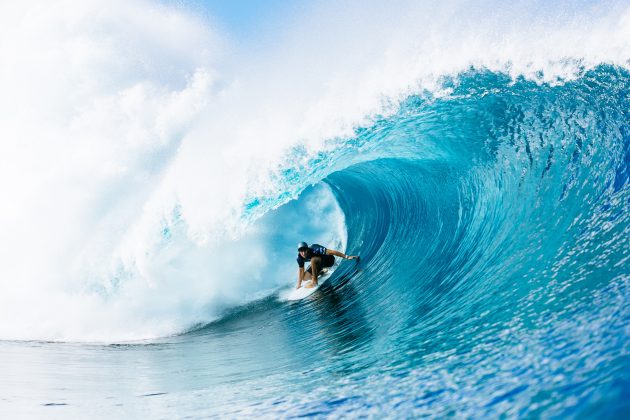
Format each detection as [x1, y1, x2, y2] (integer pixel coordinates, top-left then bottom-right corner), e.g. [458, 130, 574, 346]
[189, 64, 629, 417]
[325, 66, 629, 332]
[0, 0, 628, 341]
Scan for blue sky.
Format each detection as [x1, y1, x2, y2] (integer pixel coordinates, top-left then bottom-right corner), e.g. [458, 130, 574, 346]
[165, 0, 306, 41]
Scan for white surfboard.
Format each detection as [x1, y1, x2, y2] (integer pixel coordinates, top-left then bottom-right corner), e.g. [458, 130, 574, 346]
[283, 269, 332, 301]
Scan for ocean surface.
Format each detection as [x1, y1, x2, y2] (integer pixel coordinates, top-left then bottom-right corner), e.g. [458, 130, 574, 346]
[0, 1, 629, 418]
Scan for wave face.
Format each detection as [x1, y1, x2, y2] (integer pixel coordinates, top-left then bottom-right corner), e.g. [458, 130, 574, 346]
[245, 65, 628, 416]
[330, 65, 629, 326]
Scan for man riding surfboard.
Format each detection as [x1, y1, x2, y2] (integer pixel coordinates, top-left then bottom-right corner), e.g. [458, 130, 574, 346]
[296, 242, 359, 289]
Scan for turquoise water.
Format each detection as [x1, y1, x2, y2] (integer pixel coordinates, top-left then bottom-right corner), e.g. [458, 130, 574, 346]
[1, 66, 628, 417]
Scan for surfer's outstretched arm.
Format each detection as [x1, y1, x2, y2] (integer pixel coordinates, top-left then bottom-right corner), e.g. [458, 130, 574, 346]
[326, 249, 359, 260]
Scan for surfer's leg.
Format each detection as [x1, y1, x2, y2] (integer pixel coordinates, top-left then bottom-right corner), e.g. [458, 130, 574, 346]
[310, 257, 321, 285]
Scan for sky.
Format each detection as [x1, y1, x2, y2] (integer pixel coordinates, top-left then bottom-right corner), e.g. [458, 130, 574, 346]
[162, 0, 306, 42]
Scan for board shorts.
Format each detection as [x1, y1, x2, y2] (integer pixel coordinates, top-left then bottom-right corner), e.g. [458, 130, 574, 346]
[306, 254, 335, 274]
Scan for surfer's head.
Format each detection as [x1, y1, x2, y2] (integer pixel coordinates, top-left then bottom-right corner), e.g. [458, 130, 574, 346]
[298, 242, 309, 257]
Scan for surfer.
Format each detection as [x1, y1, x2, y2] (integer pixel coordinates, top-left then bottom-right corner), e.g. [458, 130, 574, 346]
[296, 242, 359, 289]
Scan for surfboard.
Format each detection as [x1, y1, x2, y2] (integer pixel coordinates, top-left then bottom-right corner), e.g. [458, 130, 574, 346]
[284, 269, 332, 301]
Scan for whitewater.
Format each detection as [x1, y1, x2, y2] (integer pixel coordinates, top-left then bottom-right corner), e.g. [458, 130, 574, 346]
[0, 0, 628, 417]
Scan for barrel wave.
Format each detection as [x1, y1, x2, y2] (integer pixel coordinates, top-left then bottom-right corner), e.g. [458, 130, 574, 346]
[175, 65, 629, 416]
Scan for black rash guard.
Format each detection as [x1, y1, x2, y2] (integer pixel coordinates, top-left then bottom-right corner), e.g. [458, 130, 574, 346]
[296, 244, 327, 268]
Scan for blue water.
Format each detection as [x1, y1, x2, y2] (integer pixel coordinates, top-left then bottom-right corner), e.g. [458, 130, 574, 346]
[2, 65, 629, 417]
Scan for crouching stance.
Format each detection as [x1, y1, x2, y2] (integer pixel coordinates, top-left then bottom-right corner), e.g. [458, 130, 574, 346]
[296, 242, 359, 289]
